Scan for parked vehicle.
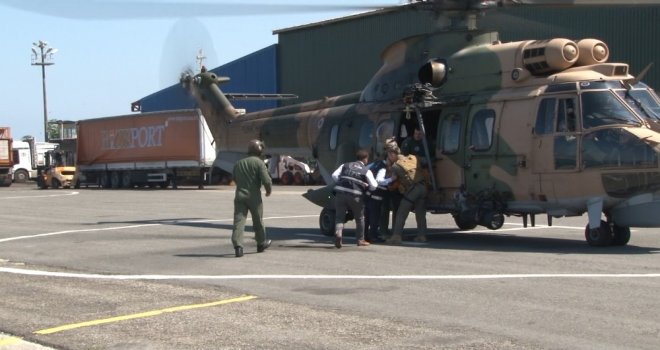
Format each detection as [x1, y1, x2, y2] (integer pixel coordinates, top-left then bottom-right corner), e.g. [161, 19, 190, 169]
[0, 127, 13, 186]
[76, 109, 216, 189]
[11, 138, 58, 182]
[266, 155, 313, 185]
[38, 148, 78, 189]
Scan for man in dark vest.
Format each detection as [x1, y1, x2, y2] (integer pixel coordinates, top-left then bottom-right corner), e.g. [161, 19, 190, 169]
[231, 139, 273, 257]
[331, 149, 378, 248]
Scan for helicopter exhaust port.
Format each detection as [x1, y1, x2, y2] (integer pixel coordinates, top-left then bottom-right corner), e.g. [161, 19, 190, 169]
[522, 38, 579, 75]
[576, 39, 609, 66]
[418, 59, 447, 87]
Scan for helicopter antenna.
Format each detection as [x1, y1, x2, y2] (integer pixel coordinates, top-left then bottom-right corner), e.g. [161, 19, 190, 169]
[630, 62, 654, 87]
[196, 49, 207, 73]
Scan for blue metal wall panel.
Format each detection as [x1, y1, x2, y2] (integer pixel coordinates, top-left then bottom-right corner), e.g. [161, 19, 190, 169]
[139, 44, 279, 113]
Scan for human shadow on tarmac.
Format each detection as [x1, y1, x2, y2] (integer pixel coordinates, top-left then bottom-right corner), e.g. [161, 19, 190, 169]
[94, 218, 659, 255]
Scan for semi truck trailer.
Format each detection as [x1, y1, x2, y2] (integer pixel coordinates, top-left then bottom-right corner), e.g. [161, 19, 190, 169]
[76, 109, 216, 189]
[0, 127, 13, 186]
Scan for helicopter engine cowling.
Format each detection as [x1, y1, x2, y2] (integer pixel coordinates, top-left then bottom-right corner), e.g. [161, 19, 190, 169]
[522, 38, 579, 75]
[576, 39, 609, 66]
[418, 59, 447, 87]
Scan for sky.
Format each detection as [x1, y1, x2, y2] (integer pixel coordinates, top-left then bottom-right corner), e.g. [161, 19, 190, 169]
[0, 0, 398, 141]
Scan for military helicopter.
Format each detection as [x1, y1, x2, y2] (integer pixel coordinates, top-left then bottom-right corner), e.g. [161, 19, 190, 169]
[179, 0, 660, 247]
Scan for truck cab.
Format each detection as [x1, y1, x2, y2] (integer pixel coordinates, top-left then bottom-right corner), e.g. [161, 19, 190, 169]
[11, 140, 58, 182]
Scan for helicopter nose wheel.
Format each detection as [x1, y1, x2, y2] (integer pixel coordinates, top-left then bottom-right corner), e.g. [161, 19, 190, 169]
[585, 220, 631, 247]
[585, 220, 613, 247]
[611, 225, 631, 246]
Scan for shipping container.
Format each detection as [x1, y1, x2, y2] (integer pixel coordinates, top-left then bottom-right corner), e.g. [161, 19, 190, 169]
[0, 127, 13, 186]
[76, 109, 216, 189]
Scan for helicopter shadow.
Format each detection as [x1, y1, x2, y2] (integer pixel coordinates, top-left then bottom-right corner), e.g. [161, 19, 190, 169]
[92, 218, 658, 256]
[414, 228, 659, 255]
[93, 217, 337, 258]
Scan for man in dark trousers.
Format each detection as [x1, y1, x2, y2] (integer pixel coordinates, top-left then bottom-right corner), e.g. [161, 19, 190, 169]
[331, 149, 378, 248]
[231, 139, 273, 257]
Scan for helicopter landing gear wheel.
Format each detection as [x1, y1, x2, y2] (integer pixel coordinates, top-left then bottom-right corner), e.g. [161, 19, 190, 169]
[453, 214, 477, 231]
[585, 220, 613, 247]
[319, 208, 336, 236]
[482, 211, 505, 230]
[611, 225, 631, 246]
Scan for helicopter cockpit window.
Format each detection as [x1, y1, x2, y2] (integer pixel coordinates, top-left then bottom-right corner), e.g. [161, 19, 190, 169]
[358, 121, 374, 150]
[583, 128, 658, 169]
[330, 124, 339, 151]
[470, 109, 495, 151]
[581, 91, 641, 129]
[556, 98, 577, 132]
[440, 114, 461, 154]
[617, 89, 660, 121]
[535, 98, 555, 135]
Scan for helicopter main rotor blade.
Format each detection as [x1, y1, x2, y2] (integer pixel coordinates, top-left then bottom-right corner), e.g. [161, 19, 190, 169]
[502, 0, 660, 6]
[0, 0, 393, 20]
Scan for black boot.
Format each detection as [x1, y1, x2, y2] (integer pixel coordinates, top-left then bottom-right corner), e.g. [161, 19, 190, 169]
[257, 239, 272, 253]
[235, 246, 243, 258]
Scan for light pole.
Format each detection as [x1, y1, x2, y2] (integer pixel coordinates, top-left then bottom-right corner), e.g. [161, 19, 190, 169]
[31, 40, 57, 142]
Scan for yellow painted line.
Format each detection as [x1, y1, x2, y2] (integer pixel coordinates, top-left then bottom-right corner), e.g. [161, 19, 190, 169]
[34, 295, 257, 335]
[0, 336, 23, 346]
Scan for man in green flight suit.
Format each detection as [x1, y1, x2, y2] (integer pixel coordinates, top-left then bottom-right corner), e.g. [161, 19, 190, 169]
[231, 139, 273, 258]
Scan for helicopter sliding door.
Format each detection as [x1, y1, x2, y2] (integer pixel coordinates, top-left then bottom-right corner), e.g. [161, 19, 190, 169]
[531, 95, 580, 200]
[463, 103, 504, 194]
[434, 107, 469, 206]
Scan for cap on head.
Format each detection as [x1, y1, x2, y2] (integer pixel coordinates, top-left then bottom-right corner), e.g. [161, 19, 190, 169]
[247, 139, 265, 156]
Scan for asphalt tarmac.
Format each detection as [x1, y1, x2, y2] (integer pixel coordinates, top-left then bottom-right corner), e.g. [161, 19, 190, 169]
[1, 182, 660, 349]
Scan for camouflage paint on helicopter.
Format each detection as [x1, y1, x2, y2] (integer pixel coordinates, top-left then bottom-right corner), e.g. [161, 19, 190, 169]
[184, 6, 660, 247]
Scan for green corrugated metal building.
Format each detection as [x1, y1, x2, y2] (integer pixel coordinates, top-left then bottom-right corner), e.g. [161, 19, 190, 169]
[275, 5, 660, 104]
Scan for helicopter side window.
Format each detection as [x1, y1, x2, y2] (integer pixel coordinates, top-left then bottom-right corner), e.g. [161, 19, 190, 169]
[534, 98, 556, 135]
[470, 109, 495, 151]
[329, 124, 339, 151]
[358, 121, 374, 149]
[439, 114, 461, 154]
[554, 135, 577, 170]
[581, 91, 641, 129]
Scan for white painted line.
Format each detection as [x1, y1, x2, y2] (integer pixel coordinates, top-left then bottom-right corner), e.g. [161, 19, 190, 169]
[0, 267, 658, 280]
[0, 224, 161, 243]
[0, 215, 318, 244]
[1, 191, 79, 199]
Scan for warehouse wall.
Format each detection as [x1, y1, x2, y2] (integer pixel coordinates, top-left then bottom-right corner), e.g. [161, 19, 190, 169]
[276, 6, 660, 104]
[138, 44, 280, 113]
